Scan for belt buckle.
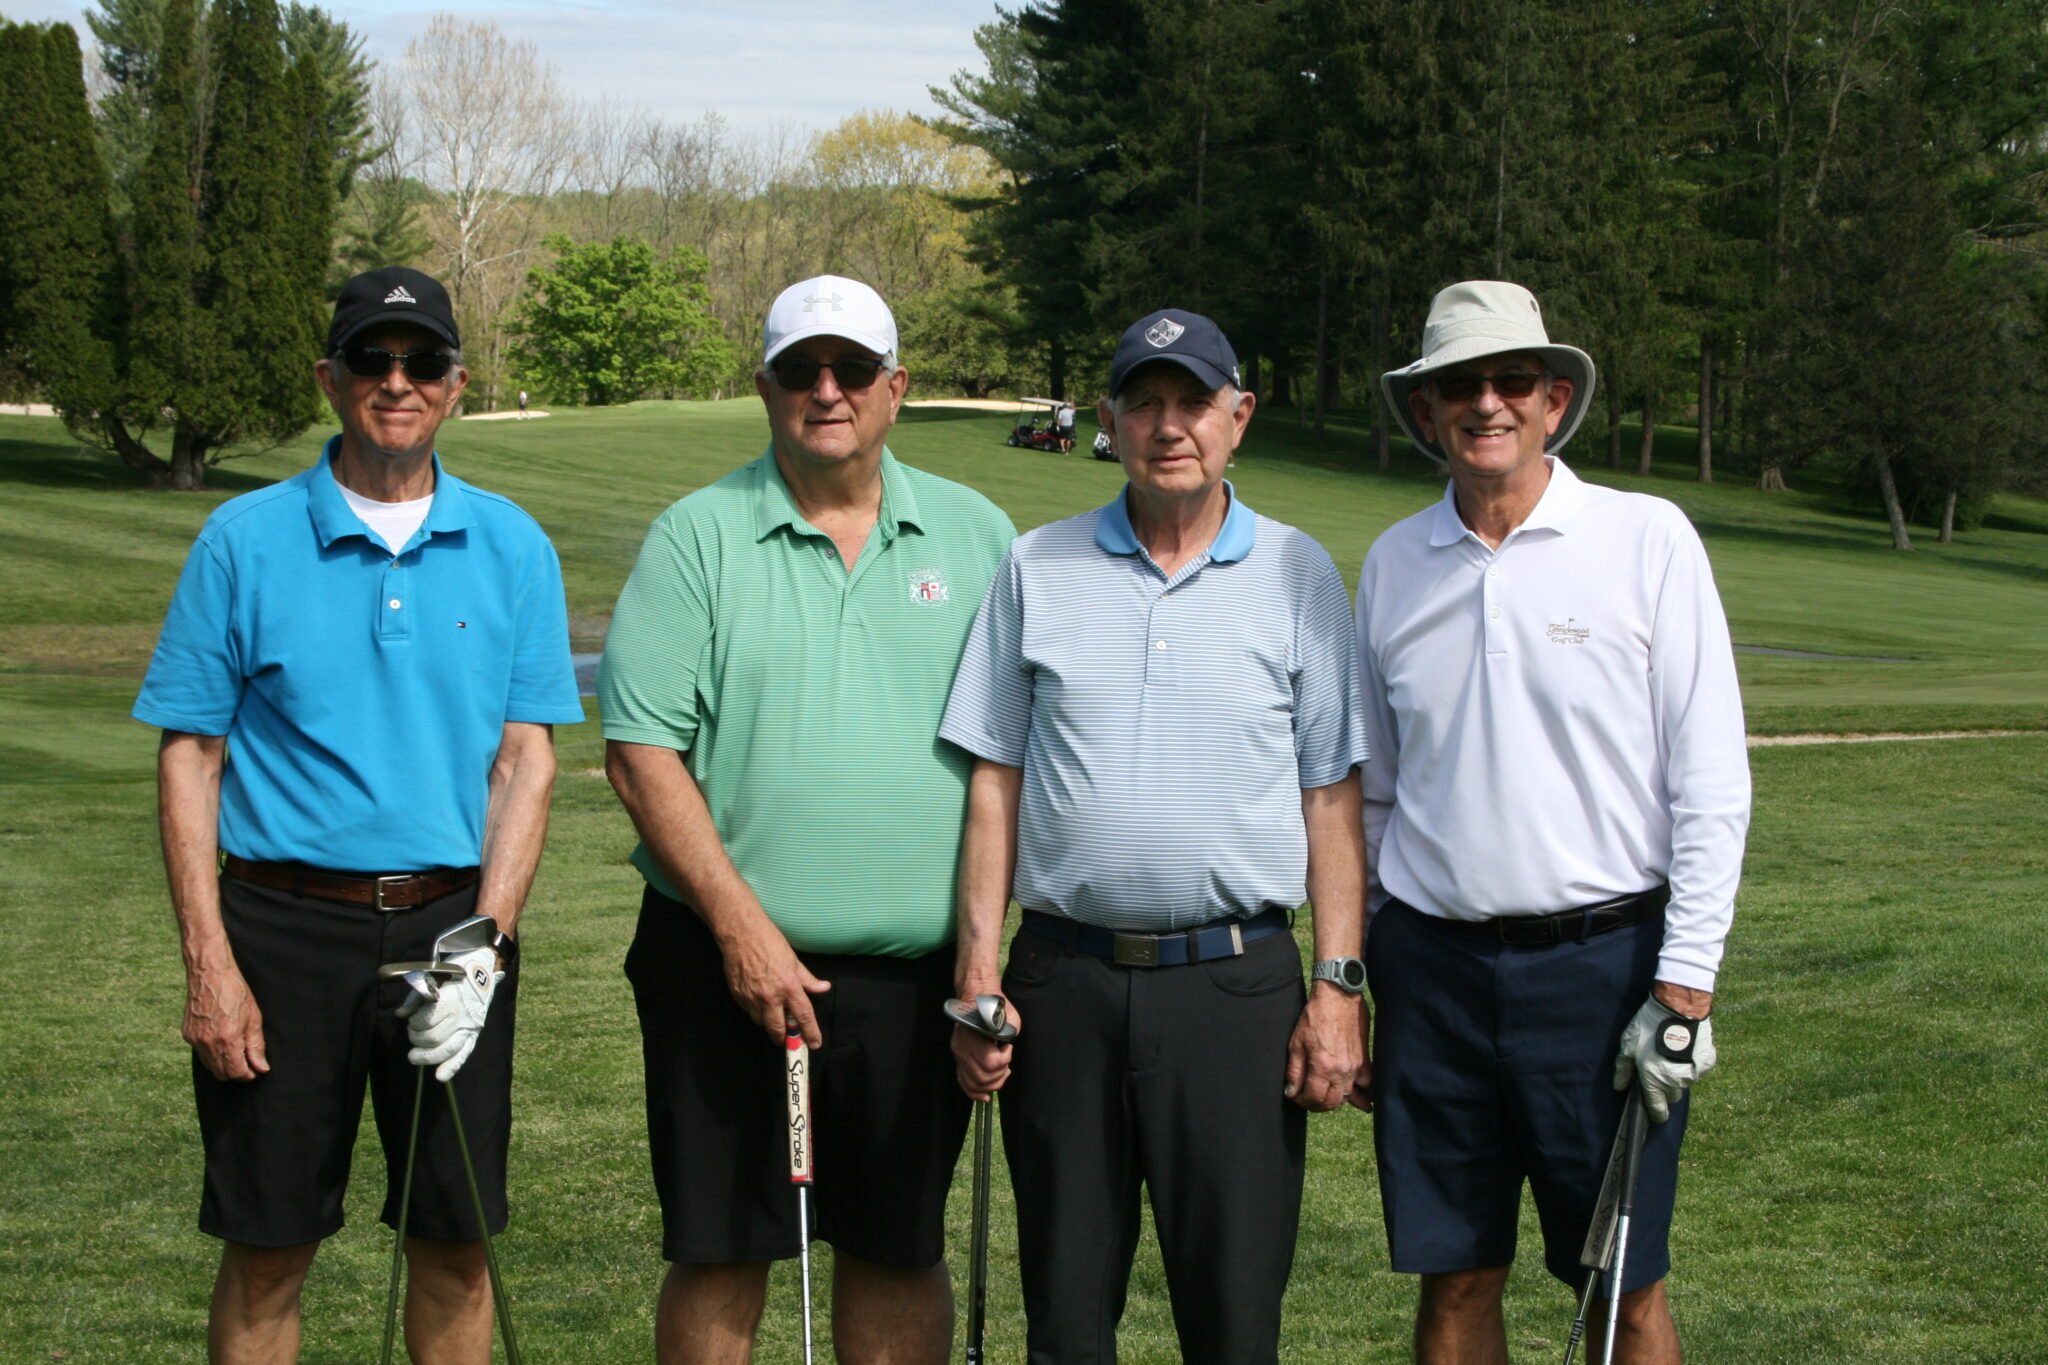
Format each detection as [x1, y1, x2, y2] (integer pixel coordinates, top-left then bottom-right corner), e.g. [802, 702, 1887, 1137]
[372, 875, 412, 912]
[1112, 934, 1160, 968]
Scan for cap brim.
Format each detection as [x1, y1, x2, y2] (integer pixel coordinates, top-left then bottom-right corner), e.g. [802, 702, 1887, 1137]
[1110, 353, 1235, 397]
[332, 309, 460, 353]
[1379, 340, 1597, 463]
[763, 323, 895, 366]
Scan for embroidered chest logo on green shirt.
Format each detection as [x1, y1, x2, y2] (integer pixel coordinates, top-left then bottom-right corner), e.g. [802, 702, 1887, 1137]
[908, 569, 950, 605]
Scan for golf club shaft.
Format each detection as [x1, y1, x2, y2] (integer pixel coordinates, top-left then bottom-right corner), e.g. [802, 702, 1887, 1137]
[1603, 1210, 1633, 1363]
[965, 1096, 994, 1364]
[798, 1185, 815, 1365]
[380, 1065, 427, 1365]
[446, 1074, 522, 1365]
[1601, 1089, 1649, 1365]
[1562, 1265, 1600, 1365]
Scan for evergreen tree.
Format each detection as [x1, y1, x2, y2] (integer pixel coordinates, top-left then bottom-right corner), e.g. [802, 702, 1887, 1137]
[0, 22, 124, 437]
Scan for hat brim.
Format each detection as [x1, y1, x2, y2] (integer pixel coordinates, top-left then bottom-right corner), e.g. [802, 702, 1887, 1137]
[1379, 339, 1596, 464]
[763, 323, 896, 366]
[1109, 353, 1236, 398]
[331, 308, 460, 354]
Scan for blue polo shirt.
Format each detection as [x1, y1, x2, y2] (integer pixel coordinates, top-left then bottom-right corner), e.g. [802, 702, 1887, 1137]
[134, 440, 585, 870]
[939, 484, 1367, 932]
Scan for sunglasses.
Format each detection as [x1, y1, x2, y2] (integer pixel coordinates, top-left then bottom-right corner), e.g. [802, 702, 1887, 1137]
[1432, 370, 1545, 403]
[769, 354, 888, 391]
[337, 344, 456, 384]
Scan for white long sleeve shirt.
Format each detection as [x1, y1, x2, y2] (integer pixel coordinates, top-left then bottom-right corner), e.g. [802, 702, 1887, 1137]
[1355, 459, 1751, 990]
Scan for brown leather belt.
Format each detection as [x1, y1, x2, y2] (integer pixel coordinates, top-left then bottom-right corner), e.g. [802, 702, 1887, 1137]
[223, 856, 479, 911]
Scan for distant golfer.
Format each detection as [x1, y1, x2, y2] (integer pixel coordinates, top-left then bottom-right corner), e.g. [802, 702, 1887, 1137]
[943, 308, 1369, 1363]
[598, 274, 1014, 1364]
[518, 388, 529, 419]
[134, 266, 582, 1361]
[1358, 281, 1752, 1363]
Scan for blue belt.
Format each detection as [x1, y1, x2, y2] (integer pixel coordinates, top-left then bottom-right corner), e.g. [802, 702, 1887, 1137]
[1020, 906, 1291, 968]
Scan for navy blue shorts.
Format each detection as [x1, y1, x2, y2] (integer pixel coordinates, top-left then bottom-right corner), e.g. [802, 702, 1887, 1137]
[1367, 900, 1686, 1292]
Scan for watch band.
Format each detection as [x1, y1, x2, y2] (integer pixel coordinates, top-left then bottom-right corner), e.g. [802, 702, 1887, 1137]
[1311, 957, 1367, 994]
[490, 929, 518, 967]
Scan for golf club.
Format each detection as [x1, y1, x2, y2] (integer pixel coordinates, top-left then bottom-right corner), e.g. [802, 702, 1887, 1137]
[784, 1019, 816, 1365]
[1563, 1084, 1646, 1365]
[942, 994, 1019, 1365]
[1599, 1087, 1651, 1364]
[375, 938, 523, 1365]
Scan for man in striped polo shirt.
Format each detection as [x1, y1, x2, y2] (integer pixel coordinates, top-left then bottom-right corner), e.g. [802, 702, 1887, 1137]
[599, 275, 1015, 1365]
[942, 309, 1370, 1363]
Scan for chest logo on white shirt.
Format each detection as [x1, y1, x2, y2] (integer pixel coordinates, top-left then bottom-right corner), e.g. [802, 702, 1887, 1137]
[1546, 617, 1591, 645]
[908, 569, 949, 605]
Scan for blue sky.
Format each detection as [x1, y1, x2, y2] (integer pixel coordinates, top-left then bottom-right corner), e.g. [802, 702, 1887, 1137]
[8, 1, 1005, 135]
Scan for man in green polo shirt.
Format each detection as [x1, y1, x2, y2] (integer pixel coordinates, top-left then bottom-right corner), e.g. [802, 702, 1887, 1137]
[598, 274, 1015, 1365]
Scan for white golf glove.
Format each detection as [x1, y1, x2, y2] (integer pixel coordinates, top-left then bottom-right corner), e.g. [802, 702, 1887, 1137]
[397, 944, 502, 1082]
[1612, 995, 1716, 1122]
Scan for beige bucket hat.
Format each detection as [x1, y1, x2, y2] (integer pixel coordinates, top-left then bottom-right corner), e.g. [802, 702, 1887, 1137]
[1379, 281, 1597, 462]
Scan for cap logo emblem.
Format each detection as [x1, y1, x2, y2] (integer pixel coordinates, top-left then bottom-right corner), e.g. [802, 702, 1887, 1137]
[804, 291, 845, 314]
[908, 569, 949, 605]
[383, 286, 417, 305]
[1144, 318, 1185, 348]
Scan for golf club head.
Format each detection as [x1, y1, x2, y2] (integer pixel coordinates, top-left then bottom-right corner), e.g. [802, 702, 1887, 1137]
[375, 960, 463, 1001]
[943, 993, 1018, 1042]
[432, 914, 498, 960]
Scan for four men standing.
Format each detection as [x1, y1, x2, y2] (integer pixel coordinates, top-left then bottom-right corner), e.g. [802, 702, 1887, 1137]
[141, 267, 1746, 1362]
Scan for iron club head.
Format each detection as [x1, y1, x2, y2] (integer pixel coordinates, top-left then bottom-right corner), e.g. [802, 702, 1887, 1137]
[943, 993, 1018, 1042]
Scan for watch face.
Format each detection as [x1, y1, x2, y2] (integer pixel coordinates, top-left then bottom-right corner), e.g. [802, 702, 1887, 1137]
[1340, 959, 1367, 991]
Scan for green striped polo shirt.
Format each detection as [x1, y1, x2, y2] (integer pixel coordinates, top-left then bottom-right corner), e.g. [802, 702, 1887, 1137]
[597, 447, 1016, 956]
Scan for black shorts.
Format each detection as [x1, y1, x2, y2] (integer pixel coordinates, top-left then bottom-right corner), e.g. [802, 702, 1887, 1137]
[1368, 900, 1686, 1291]
[626, 886, 970, 1268]
[193, 874, 518, 1248]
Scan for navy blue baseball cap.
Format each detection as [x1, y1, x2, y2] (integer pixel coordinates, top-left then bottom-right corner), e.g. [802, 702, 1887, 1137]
[1107, 308, 1242, 397]
[327, 266, 461, 354]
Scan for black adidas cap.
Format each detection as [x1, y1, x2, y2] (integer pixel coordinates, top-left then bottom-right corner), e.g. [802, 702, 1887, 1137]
[1107, 308, 1241, 397]
[327, 266, 460, 353]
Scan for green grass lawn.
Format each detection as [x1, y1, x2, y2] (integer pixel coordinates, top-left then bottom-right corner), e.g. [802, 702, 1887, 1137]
[2, 404, 2044, 1361]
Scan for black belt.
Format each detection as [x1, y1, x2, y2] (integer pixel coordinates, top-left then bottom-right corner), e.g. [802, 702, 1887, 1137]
[1393, 885, 1668, 946]
[1021, 906, 1290, 968]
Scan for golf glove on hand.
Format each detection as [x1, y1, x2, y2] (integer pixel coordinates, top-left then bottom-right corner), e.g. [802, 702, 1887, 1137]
[1613, 995, 1716, 1122]
[397, 945, 501, 1082]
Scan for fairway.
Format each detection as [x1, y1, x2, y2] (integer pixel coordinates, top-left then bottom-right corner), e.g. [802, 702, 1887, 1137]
[2, 404, 2044, 1362]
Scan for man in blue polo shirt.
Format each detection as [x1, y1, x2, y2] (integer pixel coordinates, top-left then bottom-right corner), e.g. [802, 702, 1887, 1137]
[134, 266, 582, 1363]
[942, 309, 1370, 1363]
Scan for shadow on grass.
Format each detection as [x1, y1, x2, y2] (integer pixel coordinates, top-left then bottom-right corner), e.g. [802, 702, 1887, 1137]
[0, 435, 276, 495]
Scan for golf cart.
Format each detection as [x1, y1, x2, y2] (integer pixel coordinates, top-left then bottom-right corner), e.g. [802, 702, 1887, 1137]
[1005, 396, 1077, 453]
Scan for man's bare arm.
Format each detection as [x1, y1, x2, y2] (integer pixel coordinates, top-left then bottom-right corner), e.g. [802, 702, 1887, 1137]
[1284, 773, 1368, 1112]
[952, 758, 1023, 1099]
[159, 731, 267, 1081]
[474, 721, 558, 950]
[604, 739, 830, 1045]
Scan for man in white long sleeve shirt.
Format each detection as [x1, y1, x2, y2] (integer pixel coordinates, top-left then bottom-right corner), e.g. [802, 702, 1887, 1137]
[1358, 281, 1751, 1365]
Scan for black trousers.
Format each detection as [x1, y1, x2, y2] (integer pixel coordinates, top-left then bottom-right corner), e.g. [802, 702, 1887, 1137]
[1000, 922, 1307, 1365]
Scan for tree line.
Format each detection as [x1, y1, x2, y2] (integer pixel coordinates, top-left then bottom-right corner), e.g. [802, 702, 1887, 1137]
[3, 0, 2046, 547]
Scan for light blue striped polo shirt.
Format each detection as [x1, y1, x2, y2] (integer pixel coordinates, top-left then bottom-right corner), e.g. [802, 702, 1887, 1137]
[940, 484, 1367, 932]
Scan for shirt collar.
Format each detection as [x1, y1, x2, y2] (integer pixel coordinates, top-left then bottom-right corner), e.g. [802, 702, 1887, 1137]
[755, 445, 921, 542]
[1428, 456, 1584, 548]
[308, 436, 473, 549]
[1094, 480, 1256, 563]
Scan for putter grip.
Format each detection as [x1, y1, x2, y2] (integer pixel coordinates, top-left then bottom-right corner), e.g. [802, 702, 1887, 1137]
[785, 1026, 813, 1185]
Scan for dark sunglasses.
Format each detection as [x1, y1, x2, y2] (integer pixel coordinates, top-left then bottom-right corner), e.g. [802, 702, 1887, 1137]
[337, 344, 456, 384]
[769, 354, 887, 391]
[1432, 370, 1545, 403]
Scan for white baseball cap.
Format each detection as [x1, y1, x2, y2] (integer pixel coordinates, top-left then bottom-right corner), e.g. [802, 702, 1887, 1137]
[762, 275, 898, 366]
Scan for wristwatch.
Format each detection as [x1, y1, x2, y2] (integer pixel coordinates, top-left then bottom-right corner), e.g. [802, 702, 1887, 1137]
[1311, 957, 1367, 995]
[491, 929, 518, 969]
[1653, 1007, 1700, 1062]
